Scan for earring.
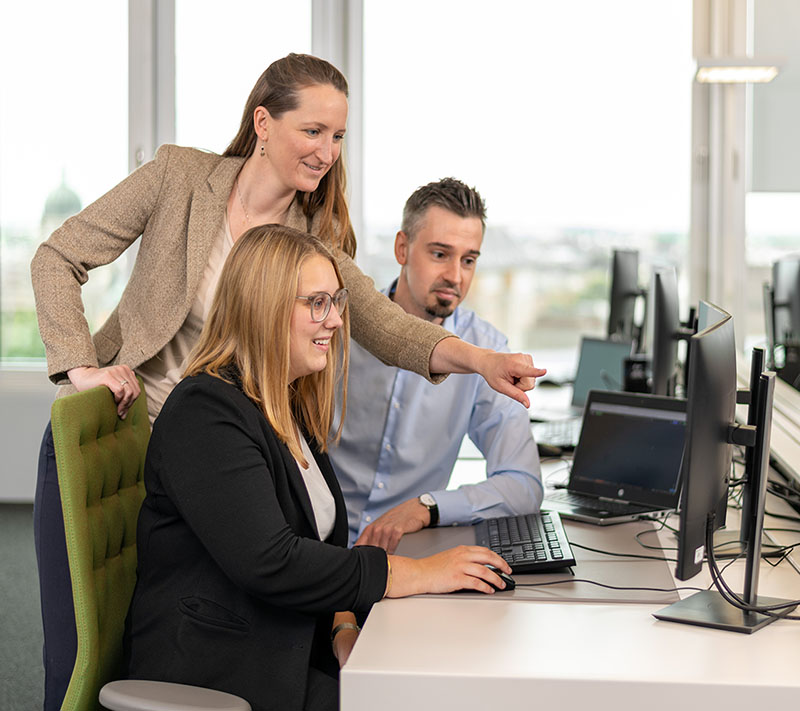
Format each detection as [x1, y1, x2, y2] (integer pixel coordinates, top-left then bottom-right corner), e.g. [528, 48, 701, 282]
[260, 143, 265, 157]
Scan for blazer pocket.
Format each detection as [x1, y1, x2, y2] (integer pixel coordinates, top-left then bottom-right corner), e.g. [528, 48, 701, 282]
[178, 596, 250, 633]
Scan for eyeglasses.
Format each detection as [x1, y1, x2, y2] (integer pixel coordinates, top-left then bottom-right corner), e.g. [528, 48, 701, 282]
[295, 287, 349, 322]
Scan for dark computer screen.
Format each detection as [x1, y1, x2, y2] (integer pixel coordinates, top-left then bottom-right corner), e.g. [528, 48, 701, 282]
[650, 268, 680, 396]
[772, 255, 800, 344]
[569, 393, 687, 509]
[570, 337, 634, 408]
[655, 326, 795, 632]
[674, 303, 735, 581]
[607, 249, 640, 341]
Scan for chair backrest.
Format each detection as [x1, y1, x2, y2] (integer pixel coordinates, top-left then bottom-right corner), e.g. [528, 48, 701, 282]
[52, 382, 150, 711]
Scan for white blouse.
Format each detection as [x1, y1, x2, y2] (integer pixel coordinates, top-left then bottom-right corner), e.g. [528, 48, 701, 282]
[294, 428, 336, 541]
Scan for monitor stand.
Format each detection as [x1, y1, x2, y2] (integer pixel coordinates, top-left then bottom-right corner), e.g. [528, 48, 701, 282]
[653, 590, 793, 634]
[655, 361, 797, 633]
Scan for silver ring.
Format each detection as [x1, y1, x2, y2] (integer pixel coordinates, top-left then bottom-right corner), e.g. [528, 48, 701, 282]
[119, 379, 129, 386]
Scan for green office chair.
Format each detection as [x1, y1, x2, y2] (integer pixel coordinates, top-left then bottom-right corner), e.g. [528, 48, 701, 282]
[52, 381, 250, 711]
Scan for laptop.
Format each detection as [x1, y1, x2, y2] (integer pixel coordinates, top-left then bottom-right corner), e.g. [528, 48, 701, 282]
[543, 389, 686, 525]
[532, 336, 634, 450]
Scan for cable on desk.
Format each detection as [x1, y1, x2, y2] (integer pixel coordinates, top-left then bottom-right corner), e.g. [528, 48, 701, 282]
[708, 551, 745, 589]
[767, 482, 800, 511]
[764, 526, 800, 535]
[515, 578, 706, 595]
[569, 541, 677, 563]
[543, 461, 572, 489]
[705, 524, 800, 620]
[634, 516, 678, 552]
[764, 508, 800, 523]
[599, 520, 794, 566]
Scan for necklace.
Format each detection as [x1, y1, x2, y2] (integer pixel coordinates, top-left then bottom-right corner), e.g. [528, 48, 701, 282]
[235, 178, 252, 226]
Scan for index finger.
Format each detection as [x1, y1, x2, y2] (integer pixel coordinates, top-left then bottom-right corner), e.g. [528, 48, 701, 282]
[462, 545, 512, 574]
[511, 362, 547, 379]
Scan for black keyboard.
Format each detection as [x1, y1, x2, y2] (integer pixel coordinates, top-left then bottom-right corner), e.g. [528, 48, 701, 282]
[532, 417, 582, 449]
[474, 511, 576, 574]
[546, 490, 653, 516]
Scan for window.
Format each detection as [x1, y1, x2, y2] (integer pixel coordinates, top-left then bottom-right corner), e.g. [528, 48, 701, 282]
[0, 1, 127, 363]
[361, 0, 693, 372]
[175, 0, 311, 154]
[745, 192, 800, 350]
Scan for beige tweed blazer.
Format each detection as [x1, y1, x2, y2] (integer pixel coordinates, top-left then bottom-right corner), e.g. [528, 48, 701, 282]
[31, 144, 449, 389]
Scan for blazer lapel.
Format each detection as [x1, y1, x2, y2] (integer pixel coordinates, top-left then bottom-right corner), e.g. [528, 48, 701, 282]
[185, 155, 245, 304]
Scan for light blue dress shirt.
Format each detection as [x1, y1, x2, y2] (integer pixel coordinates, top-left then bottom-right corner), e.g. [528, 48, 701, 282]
[329, 285, 543, 546]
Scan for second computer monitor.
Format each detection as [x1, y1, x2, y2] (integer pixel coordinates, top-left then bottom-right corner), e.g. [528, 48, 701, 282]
[650, 267, 680, 396]
[607, 249, 640, 342]
[674, 302, 735, 581]
[772, 255, 800, 344]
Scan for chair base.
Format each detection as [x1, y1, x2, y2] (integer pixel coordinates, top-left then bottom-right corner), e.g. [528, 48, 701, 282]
[99, 679, 251, 711]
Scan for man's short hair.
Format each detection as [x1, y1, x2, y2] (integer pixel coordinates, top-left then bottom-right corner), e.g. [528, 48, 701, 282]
[401, 177, 487, 240]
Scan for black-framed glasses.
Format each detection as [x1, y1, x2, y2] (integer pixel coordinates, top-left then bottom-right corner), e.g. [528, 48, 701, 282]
[295, 287, 349, 322]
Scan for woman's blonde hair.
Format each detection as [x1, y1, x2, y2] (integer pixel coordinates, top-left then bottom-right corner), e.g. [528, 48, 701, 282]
[223, 53, 356, 258]
[184, 224, 349, 465]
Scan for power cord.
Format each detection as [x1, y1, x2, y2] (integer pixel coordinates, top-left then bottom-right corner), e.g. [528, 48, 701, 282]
[569, 541, 677, 563]
[705, 524, 800, 620]
[515, 578, 706, 595]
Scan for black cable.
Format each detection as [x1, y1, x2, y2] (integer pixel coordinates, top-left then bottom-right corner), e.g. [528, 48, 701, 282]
[762, 547, 796, 569]
[705, 523, 800, 618]
[515, 578, 705, 594]
[708, 549, 745, 589]
[569, 541, 676, 563]
[632, 517, 680, 552]
[767, 485, 800, 508]
[763, 527, 800, 534]
[764, 508, 800, 523]
[544, 462, 572, 488]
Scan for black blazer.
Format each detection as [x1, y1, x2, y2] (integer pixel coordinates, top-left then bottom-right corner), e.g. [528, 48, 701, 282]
[124, 372, 388, 711]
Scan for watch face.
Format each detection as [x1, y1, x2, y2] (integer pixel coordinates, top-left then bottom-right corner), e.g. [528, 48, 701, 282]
[420, 493, 436, 508]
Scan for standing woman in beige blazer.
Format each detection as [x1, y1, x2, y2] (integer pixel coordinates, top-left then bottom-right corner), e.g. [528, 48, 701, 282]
[30, 53, 544, 711]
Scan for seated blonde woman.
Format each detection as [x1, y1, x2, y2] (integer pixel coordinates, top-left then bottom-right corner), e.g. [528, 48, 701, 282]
[123, 224, 510, 711]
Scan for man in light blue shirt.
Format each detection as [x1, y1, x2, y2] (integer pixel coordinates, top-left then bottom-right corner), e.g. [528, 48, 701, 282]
[330, 178, 543, 551]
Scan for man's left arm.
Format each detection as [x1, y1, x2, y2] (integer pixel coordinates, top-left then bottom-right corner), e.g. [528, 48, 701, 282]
[354, 377, 542, 553]
[354, 364, 543, 553]
[430, 370, 544, 526]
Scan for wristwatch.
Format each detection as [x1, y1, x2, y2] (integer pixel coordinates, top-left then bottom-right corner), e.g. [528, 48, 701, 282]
[418, 493, 439, 528]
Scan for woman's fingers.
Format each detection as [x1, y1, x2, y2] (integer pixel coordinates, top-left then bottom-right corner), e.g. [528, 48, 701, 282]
[66, 365, 141, 419]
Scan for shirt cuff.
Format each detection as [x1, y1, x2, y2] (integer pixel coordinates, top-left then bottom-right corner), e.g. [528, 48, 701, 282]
[428, 488, 475, 527]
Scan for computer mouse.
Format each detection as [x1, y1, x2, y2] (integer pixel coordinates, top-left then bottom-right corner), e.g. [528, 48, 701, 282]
[485, 565, 516, 591]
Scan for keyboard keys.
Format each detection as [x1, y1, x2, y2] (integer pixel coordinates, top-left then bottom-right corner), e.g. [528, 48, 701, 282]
[474, 511, 577, 574]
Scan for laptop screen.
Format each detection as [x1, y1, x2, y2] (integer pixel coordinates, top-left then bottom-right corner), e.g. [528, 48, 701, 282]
[569, 391, 687, 507]
[571, 337, 635, 408]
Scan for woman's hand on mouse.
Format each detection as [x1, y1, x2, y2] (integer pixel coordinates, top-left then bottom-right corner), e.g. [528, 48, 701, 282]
[385, 547, 511, 597]
[67, 365, 140, 419]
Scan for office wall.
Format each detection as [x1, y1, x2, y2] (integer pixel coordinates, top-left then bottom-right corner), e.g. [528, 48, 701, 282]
[0, 372, 53, 501]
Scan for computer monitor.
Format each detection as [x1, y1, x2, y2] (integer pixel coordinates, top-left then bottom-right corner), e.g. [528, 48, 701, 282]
[650, 268, 680, 396]
[653, 304, 796, 633]
[763, 281, 776, 368]
[570, 336, 634, 408]
[607, 249, 641, 343]
[771, 255, 800, 345]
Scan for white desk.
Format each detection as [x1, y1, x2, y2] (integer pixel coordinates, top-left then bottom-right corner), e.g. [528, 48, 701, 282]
[341, 492, 800, 710]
